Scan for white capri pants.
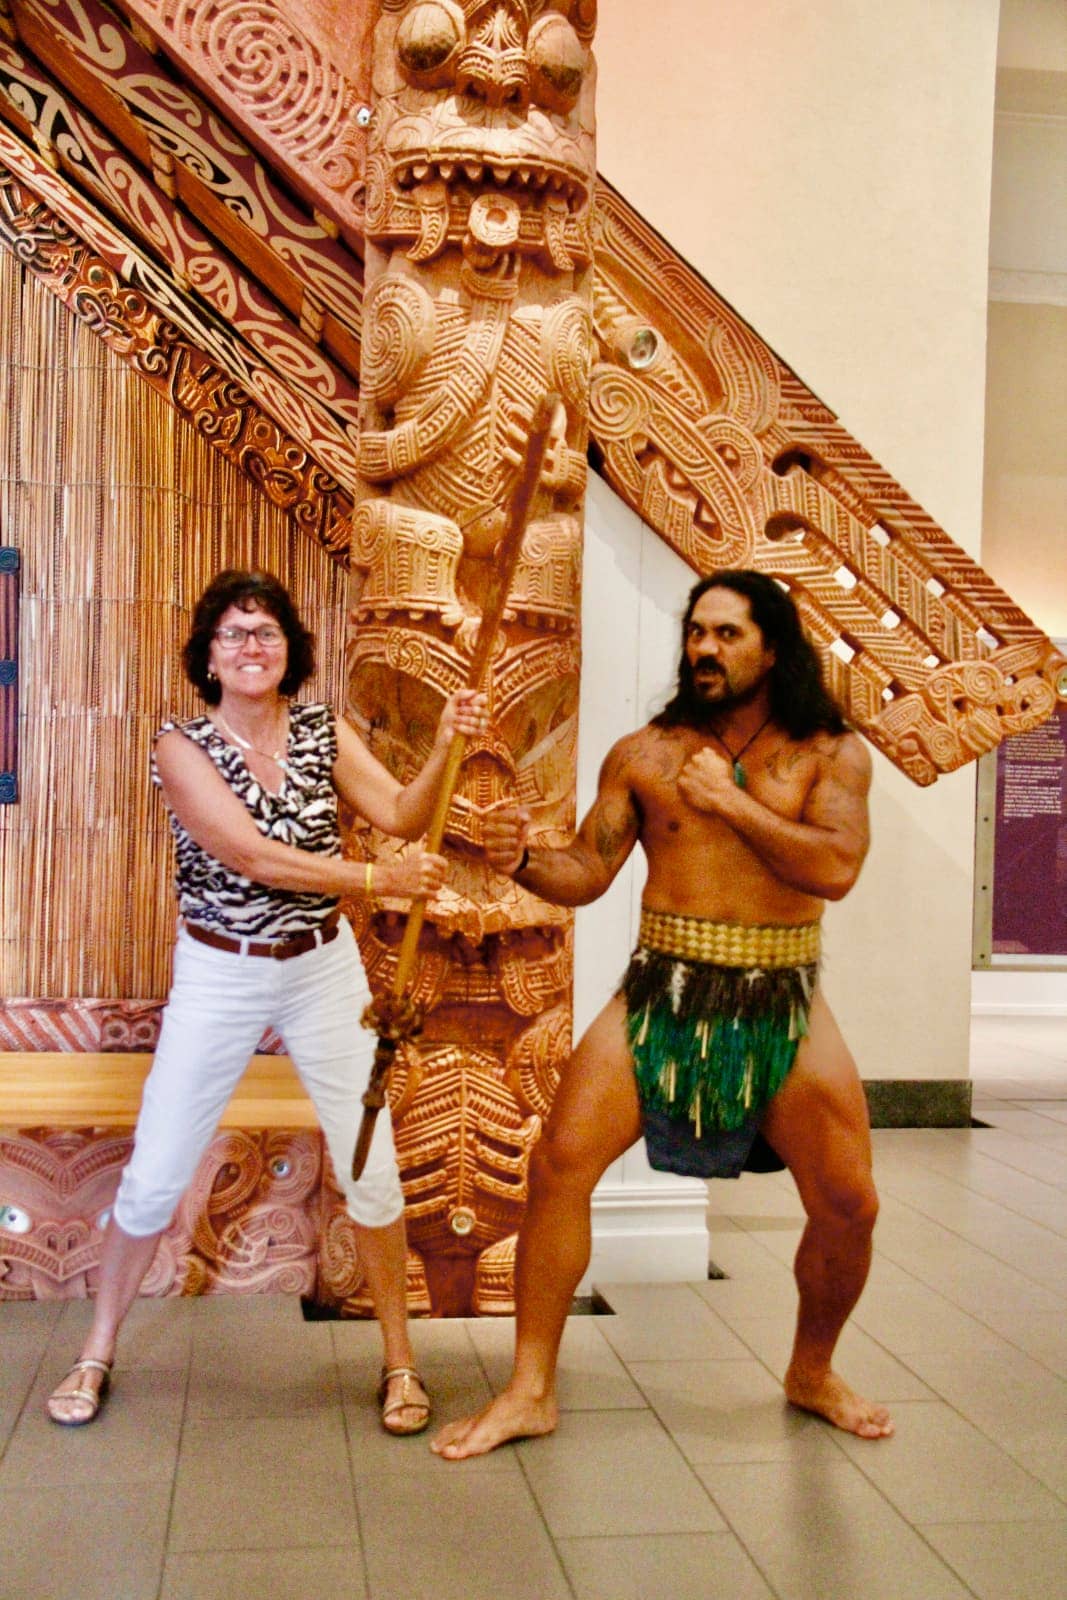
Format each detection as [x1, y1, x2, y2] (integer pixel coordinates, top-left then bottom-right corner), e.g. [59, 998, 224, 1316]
[113, 917, 403, 1235]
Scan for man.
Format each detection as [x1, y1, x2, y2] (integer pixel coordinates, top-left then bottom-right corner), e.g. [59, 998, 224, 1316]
[432, 569, 892, 1459]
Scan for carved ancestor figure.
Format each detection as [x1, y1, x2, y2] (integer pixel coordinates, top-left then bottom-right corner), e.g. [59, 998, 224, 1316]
[0, 1128, 322, 1300]
[335, 0, 597, 1314]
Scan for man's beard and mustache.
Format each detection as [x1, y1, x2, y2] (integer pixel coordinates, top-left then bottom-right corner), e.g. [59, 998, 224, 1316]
[673, 657, 766, 729]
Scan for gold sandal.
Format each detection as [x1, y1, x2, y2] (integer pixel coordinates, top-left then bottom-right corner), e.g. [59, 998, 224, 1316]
[377, 1365, 431, 1436]
[47, 1358, 112, 1427]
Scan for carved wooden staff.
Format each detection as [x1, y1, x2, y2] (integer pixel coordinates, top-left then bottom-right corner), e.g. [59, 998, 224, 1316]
[352, 392, 560, 1179]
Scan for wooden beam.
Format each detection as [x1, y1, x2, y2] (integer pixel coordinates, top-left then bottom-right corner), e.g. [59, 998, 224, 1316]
[0, 1052, 317, 1129]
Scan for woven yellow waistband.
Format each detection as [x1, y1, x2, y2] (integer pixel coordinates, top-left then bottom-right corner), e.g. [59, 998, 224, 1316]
[638, 908, 821, 968]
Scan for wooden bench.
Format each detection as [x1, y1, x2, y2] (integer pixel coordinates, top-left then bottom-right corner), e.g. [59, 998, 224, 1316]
[0, 1052, 317, 1129]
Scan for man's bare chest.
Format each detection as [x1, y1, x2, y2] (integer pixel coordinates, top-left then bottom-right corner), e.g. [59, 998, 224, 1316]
[632, 731, 817, 829]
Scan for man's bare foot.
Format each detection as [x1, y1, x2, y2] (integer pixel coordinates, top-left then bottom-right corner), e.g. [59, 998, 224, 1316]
[430, 1389, 558, 1460]
[785, 1365, 894, 1439]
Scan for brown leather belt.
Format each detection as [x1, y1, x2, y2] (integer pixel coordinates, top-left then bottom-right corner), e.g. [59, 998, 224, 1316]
[182, 910, 341, 961]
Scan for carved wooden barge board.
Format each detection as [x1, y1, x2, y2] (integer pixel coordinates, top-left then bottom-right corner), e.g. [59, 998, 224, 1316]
[4, 0, 365, 370]
[108, 0, 371, 244]
[0, 41, 364, 486]
[0, 163, 352, 556]
[8, 0, 1057, 781]
[589, 182, 1067, 784]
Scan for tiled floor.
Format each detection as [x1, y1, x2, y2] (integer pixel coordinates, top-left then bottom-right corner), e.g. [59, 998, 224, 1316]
[2, 1014, 1066, 1599]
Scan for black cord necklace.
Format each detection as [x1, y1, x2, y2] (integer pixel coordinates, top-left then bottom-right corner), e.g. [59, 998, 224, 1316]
[707, 713, 774, 788]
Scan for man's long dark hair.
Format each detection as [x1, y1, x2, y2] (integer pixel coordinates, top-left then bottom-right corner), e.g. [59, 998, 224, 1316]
[654, 569, 847, 740]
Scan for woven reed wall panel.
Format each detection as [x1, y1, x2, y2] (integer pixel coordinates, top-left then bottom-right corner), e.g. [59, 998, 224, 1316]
[0, 253, 347, 998]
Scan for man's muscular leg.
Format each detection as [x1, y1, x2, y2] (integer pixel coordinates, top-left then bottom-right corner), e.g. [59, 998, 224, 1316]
[432, 996, 641, 1459]
[760, 990, 893, 1439]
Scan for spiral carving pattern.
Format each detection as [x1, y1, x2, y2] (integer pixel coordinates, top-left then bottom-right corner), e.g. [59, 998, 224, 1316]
[361, 277, 436, 406]
[160, 1, 355, 159]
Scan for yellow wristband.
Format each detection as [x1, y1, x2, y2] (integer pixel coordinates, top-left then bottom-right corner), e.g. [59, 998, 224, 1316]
[365, 861, 374, 895]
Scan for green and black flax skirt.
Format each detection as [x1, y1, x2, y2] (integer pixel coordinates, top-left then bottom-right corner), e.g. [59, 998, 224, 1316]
[621, 947, 818, 1178]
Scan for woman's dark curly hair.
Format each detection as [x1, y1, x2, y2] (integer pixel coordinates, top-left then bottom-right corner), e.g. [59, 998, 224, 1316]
[655, 569, 847, 740]
[182, 569, 315, 706]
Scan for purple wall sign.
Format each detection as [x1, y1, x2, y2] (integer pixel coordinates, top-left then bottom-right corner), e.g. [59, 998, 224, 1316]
[991, 703, 1067, 958]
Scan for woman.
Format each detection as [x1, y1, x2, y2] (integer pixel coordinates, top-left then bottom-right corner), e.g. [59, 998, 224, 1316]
[47, 569, 485, 1433]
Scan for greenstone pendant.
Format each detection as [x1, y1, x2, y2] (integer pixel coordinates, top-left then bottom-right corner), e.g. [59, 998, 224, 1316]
[733, 761, 746, 788]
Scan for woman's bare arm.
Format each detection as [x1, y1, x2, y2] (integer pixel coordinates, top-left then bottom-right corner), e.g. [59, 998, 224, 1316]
[330, 691, 486, 840]
[155, 732, 445, 900]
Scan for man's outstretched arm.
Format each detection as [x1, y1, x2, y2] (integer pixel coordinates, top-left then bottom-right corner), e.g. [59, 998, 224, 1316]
[677, 732, 871, 900]
[485, 740, 641, 907]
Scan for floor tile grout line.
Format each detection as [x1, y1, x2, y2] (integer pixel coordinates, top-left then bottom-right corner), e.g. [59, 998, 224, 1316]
[866, 1243, 1067, 1336]
[988, 1104, 1067, 1129]
[588, 1363, 797, 1600]
[858, 1247, 1067, 1393]
[329, 1322, 373, 1600]
[429, 1318, 581, 1600]
[875, 1144, 1067, 1222]
[875, 1105, 1067, 1196]
[506, 1359, 731, 1599]
[869, 1173, 1067, 1282]
[840, 1378, 1067, 1514]
[821, 1393, 1058, 1598]
[959, 1120, 1067, 1171]
[945, 1132, 1067, 1193]
[818, 1435, 989, 1600]
[155, 1307, 196, 1600]
[865, 1205, 1067, 1312]
[848, 1289, 1067, 1388]
[706, 1195, 1067, 1328]
[511, 1448, 582, 1600]
[703, 1106, 1067, 1522]
[0, 1309, 59, 1472]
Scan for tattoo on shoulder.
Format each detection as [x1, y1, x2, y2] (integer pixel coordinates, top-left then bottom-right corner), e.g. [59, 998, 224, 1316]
[808, 736, 871, 824]
[765, 742, 808, 781]
[601, 738, 636, 785]
[822, 732, 870, 787]
[637, 725, 688, 779]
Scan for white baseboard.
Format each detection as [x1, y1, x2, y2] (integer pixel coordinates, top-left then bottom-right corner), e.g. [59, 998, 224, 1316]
[582, 1178, 709, 1289]
[971, 1004, 1067, 1017]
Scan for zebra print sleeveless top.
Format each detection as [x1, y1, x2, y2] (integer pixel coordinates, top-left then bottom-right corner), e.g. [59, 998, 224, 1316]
[153, 701, 340, 938]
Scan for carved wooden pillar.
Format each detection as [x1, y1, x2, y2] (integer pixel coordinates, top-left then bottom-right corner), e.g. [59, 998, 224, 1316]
[330, 1, 597, 1315]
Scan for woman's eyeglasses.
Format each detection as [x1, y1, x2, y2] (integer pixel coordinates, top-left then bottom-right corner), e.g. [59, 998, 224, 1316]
[213, 624, 286, 648]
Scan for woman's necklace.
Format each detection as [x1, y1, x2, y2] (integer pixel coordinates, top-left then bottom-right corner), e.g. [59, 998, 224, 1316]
[706, 713, 774, 788]
[214, 708, 289, 767]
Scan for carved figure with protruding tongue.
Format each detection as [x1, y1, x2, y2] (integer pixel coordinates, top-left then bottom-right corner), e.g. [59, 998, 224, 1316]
[335, 1, 596, 1315]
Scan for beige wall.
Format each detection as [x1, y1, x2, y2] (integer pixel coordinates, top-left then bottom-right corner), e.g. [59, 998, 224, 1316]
[982, 301, 1067, 637]
[576, 1, 1004, 1080]
[996, 0, 1067, 72]
[983, 1, 1067, 640]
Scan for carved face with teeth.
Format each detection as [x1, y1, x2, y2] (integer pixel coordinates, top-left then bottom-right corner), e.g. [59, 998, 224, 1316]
[370, 0, 596, 224]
